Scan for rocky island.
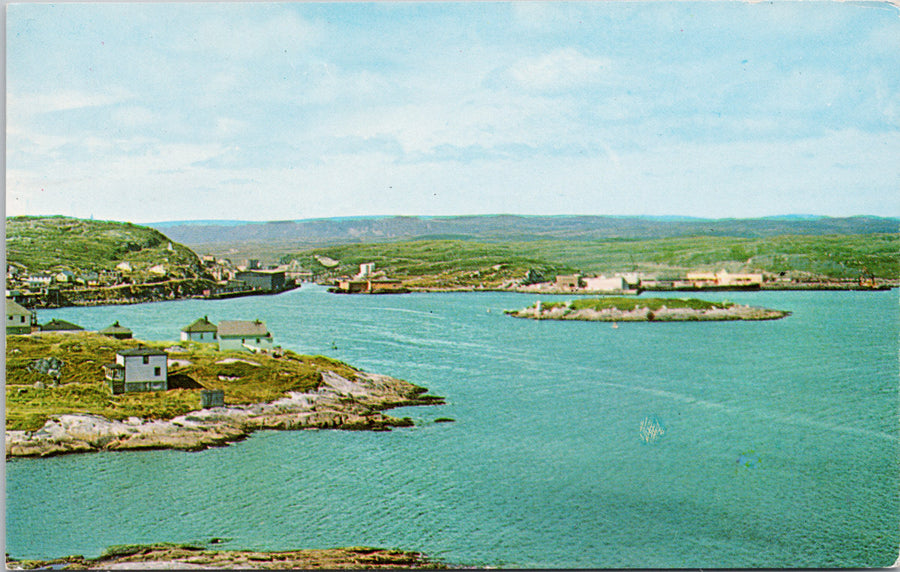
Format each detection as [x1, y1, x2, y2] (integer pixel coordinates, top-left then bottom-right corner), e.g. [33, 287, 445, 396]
[5, 333, 444, 458]
[506, 297, 790, 322]
[6, 543, 444, 569]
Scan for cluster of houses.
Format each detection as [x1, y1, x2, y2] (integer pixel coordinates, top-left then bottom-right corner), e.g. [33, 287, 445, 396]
[5, 300, 273, 402]
[101, 316, 275, 396]
[6, 255, 314, 305]
[6, 264, 126, 302]
[334, 262, 405, 294]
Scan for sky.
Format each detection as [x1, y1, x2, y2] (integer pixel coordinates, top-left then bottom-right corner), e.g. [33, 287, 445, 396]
[5, 1, 900, 223]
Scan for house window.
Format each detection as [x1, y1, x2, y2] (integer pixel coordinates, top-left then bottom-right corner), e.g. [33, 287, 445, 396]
[256, 338, 260, 344]
[20, 316, 25, 323]
[143, 356, 150, 364]
[154, 367, 161, 376]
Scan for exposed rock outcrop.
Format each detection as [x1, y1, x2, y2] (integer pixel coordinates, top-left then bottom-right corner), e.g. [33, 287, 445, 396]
[6, 371, 443, 458]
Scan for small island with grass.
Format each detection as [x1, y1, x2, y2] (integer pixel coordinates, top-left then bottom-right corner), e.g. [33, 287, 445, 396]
[5, 332, 444, 458]
[505, 297, 790, 322]
[6, 542, 445, 570]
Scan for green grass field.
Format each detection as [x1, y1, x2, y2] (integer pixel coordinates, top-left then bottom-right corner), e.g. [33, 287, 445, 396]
[4, 332, 362, 431]
[537, 297, 733, 312]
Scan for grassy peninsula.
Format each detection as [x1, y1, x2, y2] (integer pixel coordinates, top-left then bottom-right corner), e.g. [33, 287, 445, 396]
[506, 297, 790, 322]
[6, 543, 444, 570]
[6, 333, 443, 456]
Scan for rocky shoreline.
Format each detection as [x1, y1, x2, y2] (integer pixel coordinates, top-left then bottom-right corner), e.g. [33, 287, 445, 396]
[6, 369, 443, 458]
[6, 543, 444, 570]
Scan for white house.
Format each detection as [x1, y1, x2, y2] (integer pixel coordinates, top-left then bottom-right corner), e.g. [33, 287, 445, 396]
[583, 276, 627, 292]
[217, 320, 274, 352]
[181, 316, 218, 343]
[103, 347, 168, 394]
[6, 299, 36, 334]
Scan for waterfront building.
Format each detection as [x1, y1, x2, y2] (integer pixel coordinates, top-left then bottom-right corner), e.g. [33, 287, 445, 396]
[217, 320, 274, 352]
[686, 270, 763, 288]
[181, 316, 218, 343]
[583, 276, 627, 291]
[235, 270, 286, 292]
[555, 274, 583, 289]
[103, 347, 168, 394]
[6, 299, 36, 334]
[357, 262, 376, 278]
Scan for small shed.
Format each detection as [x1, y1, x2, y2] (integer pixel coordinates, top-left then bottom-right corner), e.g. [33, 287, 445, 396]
[201, 389, 226, 409]
[100, 321, 133, 339]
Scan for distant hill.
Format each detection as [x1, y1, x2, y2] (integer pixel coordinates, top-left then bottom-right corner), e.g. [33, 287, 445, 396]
[148, 215, 900, 248]
[293, 233, 900, 287]
[6, 216, 208, 280]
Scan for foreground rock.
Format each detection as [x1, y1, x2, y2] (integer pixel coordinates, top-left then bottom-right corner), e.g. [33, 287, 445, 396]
[6, 543, 444, 570]
[6, 370, 443, 458]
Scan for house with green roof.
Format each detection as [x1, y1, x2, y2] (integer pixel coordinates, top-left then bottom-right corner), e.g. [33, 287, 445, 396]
[99, 321, 133, 339]
[41, 318, 85, 332]
[181, 316, 218, 343]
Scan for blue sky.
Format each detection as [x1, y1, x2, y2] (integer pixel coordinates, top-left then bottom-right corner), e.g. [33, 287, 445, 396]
[6, 1, 900, 223]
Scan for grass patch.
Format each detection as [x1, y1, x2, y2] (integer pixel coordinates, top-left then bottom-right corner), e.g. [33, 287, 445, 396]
[6, 215, 206, 281]
[540, 297, 733, 313]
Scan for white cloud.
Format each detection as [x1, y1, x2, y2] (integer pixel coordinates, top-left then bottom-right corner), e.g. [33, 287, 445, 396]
[503, 48, 611, 92]
[9, 88, 131, 115]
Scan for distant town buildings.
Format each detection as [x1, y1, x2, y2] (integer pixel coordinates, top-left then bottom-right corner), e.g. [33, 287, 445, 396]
[680, 270, 763, 288]
[583, 276, 628, 292]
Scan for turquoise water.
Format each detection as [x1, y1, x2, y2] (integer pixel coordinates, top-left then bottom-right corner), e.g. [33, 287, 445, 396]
[6, 287, 899, 567]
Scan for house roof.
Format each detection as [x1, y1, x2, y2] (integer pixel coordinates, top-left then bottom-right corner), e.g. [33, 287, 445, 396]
[41, 319, 84, 331]
[6, 299, 32, 316]
[99, 321, 132, 334]
[182, 316, 218, 333]
[118, 346, 167, 357]
[218, 320, 270, 337]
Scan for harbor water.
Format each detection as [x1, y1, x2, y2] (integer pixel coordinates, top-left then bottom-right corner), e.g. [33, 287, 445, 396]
[6, 287, 899, 567]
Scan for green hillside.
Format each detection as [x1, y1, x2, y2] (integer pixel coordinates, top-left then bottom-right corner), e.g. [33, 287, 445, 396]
[293, 234, 899, 287]
[288, 240, 578, 288]
[6, 216, 208, 280]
